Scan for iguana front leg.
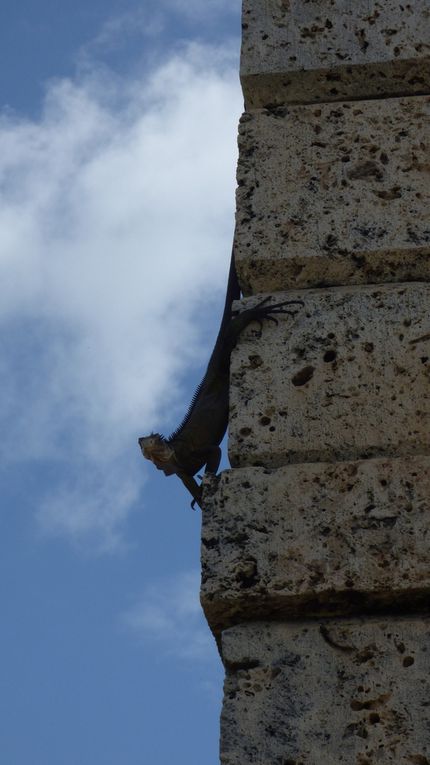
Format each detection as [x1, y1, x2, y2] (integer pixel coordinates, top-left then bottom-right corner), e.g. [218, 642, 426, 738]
[179, 445, 222, 508]
[202, 445, 222, 474]
[177, 471, 203, 509]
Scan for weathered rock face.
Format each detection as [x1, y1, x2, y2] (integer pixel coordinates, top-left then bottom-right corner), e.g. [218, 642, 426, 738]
[201, 457, 430, 637]
[241, 0, 430, 108]
[220, 619, 430, 764]
[201, 0, 430, 762]
[229, 283, 430, 467]
[235, 96, 430, 293]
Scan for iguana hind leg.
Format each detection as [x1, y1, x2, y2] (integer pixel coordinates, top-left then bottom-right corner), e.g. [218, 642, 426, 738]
[231, 297, 304, 338]
[257, 298, 304, 316]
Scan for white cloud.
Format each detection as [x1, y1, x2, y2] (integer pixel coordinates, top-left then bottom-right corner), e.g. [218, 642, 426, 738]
[165, 0, 238, 20]
[37, 461, 140, 555]
[0, 41, 242, 548]
[122, 570, 214, 660]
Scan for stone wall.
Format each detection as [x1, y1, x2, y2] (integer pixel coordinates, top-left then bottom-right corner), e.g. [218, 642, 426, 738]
[201, 2, 430, 763]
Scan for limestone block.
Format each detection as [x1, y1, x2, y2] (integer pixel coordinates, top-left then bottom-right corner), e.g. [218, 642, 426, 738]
[201, 457, 430, 637]
[241, 0, 430, 107]
[220, 618, 430, 764]
[235, 96, 430, 293]
[229, 282, 430, 467]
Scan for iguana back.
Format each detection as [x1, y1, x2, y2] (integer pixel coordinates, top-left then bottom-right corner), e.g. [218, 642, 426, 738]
[166, 249, 240, 452]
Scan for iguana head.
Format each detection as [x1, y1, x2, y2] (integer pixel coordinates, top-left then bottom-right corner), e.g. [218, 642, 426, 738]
[138, 433, 176, 475]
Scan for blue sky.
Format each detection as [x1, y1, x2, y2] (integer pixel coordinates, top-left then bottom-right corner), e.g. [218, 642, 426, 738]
[0, 2, 242, 762]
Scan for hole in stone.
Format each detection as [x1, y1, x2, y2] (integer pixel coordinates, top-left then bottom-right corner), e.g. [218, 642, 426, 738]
[403, 656, 414, 667]
[292, 366, 315, 386]
[323, 349, 337, 363]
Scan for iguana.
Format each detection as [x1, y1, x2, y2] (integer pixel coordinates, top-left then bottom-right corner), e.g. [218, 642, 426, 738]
[138, 249, 303, 508]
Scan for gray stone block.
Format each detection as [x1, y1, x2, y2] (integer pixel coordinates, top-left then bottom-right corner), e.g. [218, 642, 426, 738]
[201, 457, 430, 637]
[229, 283, 430, 467]
[220, 618, 430, 764]
[235, 96, 430, 293]
[241, 0, 430, 107]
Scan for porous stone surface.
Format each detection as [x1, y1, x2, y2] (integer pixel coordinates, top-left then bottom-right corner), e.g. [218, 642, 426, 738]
[220, 618, 430, 764]
[201, 457, 430, 638]
[241, 0, 430, 107]
[229, 282, 430, 467]
[235, 96, 430, 294]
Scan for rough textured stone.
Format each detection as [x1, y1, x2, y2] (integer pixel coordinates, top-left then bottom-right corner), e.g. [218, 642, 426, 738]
[201, 457, 430, 637]
[220, 618, 430, 764]
[229, 282, 430, 467]
[241, 0, 430, 107]
[235, 96, 430, 294]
